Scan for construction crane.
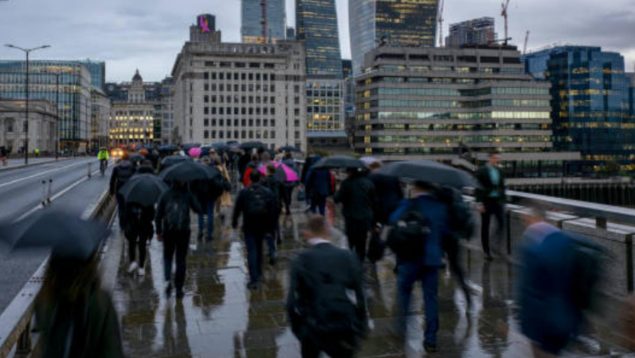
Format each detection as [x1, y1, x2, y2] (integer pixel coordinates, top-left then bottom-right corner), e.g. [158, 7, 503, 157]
[437, 0, 444, 47]
[260, 0, 268, 44]
[523, 30, 530, 54]
[501, 0, 511, 45]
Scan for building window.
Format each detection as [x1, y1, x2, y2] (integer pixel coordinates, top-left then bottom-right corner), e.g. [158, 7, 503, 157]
[204, 130, 209, 139]
[211, 130, 216, 138]
[204, 119, 209, 126]
[271, 131, 275, 139]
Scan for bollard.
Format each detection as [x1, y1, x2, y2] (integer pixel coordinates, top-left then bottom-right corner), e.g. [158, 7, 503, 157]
[40, 180, 47, 207]
[87, 162, 92, 179]
[46, 178, 53, 205]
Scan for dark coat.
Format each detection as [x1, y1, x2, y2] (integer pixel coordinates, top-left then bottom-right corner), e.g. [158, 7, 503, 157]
[124, 203, 155, 239]
[305, 168, 332, 197]
[334, 174, 376, 222]
[136, 165, 155, 174]
[262, 176, 282, 211]
[475, 164, 506, 203]
[154, 188, 201, 236]
[109, 160, 135, 195]
[232, 183, 277, 235]
[286, 242, 367, 340]
[368, 172, 403, 224]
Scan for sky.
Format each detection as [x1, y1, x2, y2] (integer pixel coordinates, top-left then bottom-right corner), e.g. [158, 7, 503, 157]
[0, 0, 633, 82]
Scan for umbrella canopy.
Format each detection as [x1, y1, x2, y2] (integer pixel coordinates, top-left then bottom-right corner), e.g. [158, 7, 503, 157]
[160, 160, 220, 183]
[188, 147, 202, 158]
[128, 153, 144, 163]
[160, 155, 191, 171]
[258, 162, 300, 182]
[240, 141, 266, 151]
[278, 146, 301, 153]
[119, 174, 168, 207]
[0, 210, 109, 260]
[376, 160, 479, 189]
[312, 155, 365, 170]
[158, 144, 179, 154]
[182, 143, 201, 152]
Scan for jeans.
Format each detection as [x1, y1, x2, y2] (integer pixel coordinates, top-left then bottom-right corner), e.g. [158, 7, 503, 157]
[345, 218, 371, 263]
[481, 200, 505, 256]
[126, 231, 150, 268]
[300, 334, 355, 358]
[310, 194, 327, 216]
[244, 232, 265, 284]
[396, 263, 439, 346]
[163, 230, 190, 291]
[197, 200, 215, 241]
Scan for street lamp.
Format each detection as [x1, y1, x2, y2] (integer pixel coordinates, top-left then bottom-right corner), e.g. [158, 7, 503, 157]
[4, 44, 50, 165]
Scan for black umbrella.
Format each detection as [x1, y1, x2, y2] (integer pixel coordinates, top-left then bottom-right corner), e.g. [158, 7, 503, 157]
[279, 146, 301, 153]
[311, 155, 365, 170]
[0, 209, 110, 260]
[240, 141, 266, 151]
[376, 160, 479, 189]
[119, 174, 168, 207]
[160, 155, 191, 171]
[158, 144, 178, 153]
[128, 153, 144, 163]
[160, 161, 220, 183]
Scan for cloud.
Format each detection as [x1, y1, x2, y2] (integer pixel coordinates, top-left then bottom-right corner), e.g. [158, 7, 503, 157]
[0, 0, 633, 81]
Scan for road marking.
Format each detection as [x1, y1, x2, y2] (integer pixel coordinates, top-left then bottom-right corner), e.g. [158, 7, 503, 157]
[0, 160, 92, 189]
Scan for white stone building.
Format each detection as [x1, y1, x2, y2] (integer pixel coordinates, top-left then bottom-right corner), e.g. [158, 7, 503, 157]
[0, 99, 57, 154]
[109, 71, 157, 147]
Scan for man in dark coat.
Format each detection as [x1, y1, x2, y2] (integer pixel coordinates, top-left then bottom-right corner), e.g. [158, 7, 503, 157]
[334, 168, 376, 263]
[287, 215, 368, 358]
[109, 154, 136, 230]
[367, 161, 403, 225]
[124, 202, 155, 276]
[475, 151, 506, 260]
[304, 164, 332, 216]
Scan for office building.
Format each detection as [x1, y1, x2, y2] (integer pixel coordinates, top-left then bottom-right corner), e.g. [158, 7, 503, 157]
[286, 27, 295, 40]
[0, 99, 57, 154]
[0, 60, 92, 153]
[628, 73, 635, 119]
[109, 70, 158, 147]
[241, 0, 286, 43]
[354, 45, 580, 178]
[171, 15, 307, 150]
[446, 17, 496, 48]
[349, 0, 439, 76]
[524, 46, 635, 173]
[342, 59, 355, 148]
[90, 88, 111, 151]
[80, 60, 106, 90]
[159, 77, 175, 144]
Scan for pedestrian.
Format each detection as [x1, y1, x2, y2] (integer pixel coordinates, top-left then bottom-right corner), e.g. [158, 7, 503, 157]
[195, 157, 217, 242]
[137, 159, 155, 174]
[388, 180, 450, 353]
[287, 215, 368, 358]
[124, 202, 155, 276]
[109, 154, 135, 230]
[0, 146, 7, 166]
[232, 170, 277, 289]
[242, 153, 260, 187]
[281, 152, 298, 215]
[304, 163, 331, 216]
[262, 163, 282, 263]
[155, 181, 201, 299]
[475, 151, 506, 260]
[367, 161, 403, 225]
[334, 168, 376, 263]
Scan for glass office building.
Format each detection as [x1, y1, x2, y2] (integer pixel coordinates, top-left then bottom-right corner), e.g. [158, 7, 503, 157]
[0, 60, 92, 151]
[241, 0, 286, 43]
[349, 0, 438, 75]
[524, 46, 635, 173]
[296, 0, 343, 78]
[80, 60, 106, 90]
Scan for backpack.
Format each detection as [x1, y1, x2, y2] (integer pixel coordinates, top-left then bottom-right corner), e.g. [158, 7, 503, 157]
[438, 186, 474, 240]
[387, 200, 431, 261]
[162, 194, 190, 233]
[244, 185, 270, 219]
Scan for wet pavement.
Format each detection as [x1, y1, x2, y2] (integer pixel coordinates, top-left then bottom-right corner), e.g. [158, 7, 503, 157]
[109, 203, 633, 357]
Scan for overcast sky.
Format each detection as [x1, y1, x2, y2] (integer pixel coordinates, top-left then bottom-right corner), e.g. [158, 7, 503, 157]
[0, 0, 633, 82]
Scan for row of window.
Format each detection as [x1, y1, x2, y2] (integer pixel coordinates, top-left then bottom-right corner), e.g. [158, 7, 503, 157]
[202, 118, 303, 128]
[368, 135, 551, 144]
[203, 129, 302, 140]
[374, 53, 522, 64]
[204, 62, 277, 69]
[203, 106, 279, 116]
[360, 123, 551, 131]
[204, 71, 276, 81]
[374, 65, 524, 75]
[372, 111, 551, 121]
[203, 83, 276, 92]
[204, 95, 284, 105]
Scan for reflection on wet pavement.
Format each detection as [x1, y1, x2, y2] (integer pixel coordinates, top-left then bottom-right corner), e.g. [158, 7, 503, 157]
[111, 208, 629, 357]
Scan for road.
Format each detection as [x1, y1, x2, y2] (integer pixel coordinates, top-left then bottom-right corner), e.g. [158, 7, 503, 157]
[0, 158, 112, 312]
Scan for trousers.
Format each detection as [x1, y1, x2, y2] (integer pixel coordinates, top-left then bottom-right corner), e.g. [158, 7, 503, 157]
[163, 230, 190, 291]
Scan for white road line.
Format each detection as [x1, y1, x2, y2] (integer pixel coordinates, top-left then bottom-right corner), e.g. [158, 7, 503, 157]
[0, 160, 92, 189]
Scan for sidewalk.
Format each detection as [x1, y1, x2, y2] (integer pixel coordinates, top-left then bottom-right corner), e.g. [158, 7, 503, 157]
[108, 203, 632, 357]
[0, 157, 67, 171]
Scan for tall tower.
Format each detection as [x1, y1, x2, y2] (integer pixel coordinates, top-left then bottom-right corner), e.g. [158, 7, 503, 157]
[296, 0, 343, 78]
[241, 0, 286, 43]
[349, 0, 439, 76]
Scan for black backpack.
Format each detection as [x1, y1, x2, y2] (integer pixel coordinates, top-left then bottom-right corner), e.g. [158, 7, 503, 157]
[162, 194, 190, 233]
[244, 185, 270, 219]
[387, 199, 431, 261]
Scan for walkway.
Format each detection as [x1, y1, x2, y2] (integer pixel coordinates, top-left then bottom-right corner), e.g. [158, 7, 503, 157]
[107, 204, 631, 357]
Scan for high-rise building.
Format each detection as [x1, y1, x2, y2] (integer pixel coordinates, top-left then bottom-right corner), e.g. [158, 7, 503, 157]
[524, 46, 635, 173]
[241, 0, 286, 43]
[159, 77, 175, 144]
[354, 45, 580, 177]
[80, 60, 106, 90]
[349, 0, 439, 76]
[342, 59, 355, 148]
[0, 60, 92, 152]
[171, 15, 308, 150]
[446, 17, 496, 48]
[628, 73, 635, 119]
[286, 27, 296, 40]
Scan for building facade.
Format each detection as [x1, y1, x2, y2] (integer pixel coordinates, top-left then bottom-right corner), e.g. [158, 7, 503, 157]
[349, 0, 439, 76]
[354, 45, 580, 178]
[0, 99, 57, 154]
[0, 60, 92, 153]
[109, 70, 157, 147]
[524, 46, 635, 174]
[80, 60, 106, 90]
[241, 0, 286, 43]
[159, 77, 175, 144]
[446, 17, 496, 48]
[171, 15, 308, 151]
[90, 88, 111, 151]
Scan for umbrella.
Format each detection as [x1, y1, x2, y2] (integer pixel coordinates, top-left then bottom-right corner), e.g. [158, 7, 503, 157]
[119, 174, 168, 207]
[158, 144, 179, 154]
[376, 160, 479, 189]
[360, 156, 380, 167]
[0, 209, 109, 260]
[258, 162, 300, 182]
[279, 146, 301, 153]
[312, 155, 365, 170]
[160, 160, 221, 183]
[188, 147, 202, 158]
[160, 155, 190, 171]
[240, 141, 266, 151]
[182, 143, 201, 152]
[128, 153, 144, 163]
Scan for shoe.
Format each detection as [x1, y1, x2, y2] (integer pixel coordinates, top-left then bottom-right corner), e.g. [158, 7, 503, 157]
[165, 282, 173, 297]
[176, 288, 185, 299]
[424, 342, 438, 353]
[128, 261, 138, 274]
[137, 267, 145, 276]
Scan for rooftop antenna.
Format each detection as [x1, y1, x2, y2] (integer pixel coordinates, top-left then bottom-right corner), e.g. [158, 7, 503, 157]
[437, 0, 444, 47]
[501, 0, 511, 45]
[523, 30, 530, 54]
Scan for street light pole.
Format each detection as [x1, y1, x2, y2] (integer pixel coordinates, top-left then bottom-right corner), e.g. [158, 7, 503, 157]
[4, 44, 50, 165]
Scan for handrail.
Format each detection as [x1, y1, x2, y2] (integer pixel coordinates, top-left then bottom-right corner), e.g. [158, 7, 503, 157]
[0, 190, 114, 357]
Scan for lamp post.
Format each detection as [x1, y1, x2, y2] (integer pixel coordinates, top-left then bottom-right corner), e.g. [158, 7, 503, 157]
[4, 44, 50, 165]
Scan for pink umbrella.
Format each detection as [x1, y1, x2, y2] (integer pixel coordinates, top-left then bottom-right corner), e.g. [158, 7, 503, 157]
[188, 147, 202, 158]
[258, 161, 299, 182]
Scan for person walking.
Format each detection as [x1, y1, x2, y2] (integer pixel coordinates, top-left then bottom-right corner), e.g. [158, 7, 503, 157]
[0, 146, 8, 166]
[136, 159, 155, 174]
[287, 215, 368, 358]
[124, 202, 155, 276]
[232, 171, 277, 289]
[281, 152, 298, 215]
[304, 164, 331, 216]
[155, 181, 201, 299]
[334, 168, 376, 263]
[389, 181, 450, 353]
[195, 156, 217, 242]
[367, 161, 403, 225]
[109, 154, 135, 230]
[261, 164, 282, 264]
[475, 151, 506, 260]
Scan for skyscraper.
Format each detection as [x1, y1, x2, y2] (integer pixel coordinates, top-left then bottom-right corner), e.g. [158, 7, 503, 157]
[241, 0, 286, 43]
[349, 0, 439, 75]
[446, 17, 496, 48]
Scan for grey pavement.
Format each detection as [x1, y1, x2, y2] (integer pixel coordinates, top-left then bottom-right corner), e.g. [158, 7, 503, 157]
[0, 157, 70, 171]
